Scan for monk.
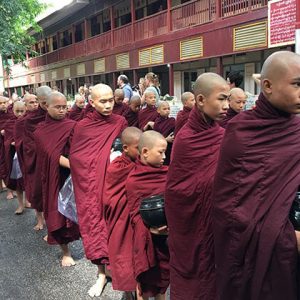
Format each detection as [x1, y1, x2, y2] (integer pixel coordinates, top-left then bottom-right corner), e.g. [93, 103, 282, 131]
[138, 91, 159, 131]
[174, 92, 195, 135]
[123, 95, 141, 127]
[70, 83, 127, 297]
[165, 73, 230, 300]
[3, 101, 26, 214]
[7, 93, 19, 113]
[104, 127, 142, 300]
[68, 94, 85, 121]
[153, 101, 175, 165]
[126, 130, 170, 300]
[219, 87, 247, 128]
[34, 92, 80, 267]
[23, 85, 52, 230]
[213, 51, 300, 300]
[80, 95, 94, 118]
[113, 89, 128, 115]
[0, 96, 13, 197]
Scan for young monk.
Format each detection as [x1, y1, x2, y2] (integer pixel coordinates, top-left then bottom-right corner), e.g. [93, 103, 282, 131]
[126, 130, 170, 300]
[34, 92, 80, 267]
[219, 87, 247, 128]
[104, 127, 143, 300]
[68, 94, 85, 121]
[123, 95, 141, 127]
[113, 89, 128, 115]
[138, 91, 159, 131]
[70, 83, 127, 297]
[174, 92, 195, 135]
[213, 51, 300, 300]
[0, 96, 13, 197]
[3, 101, 26, 214]
[153, 101, 175, 165]
[23, 85, 52, 230]
[165, 73, 230, 300]
[80, 94, 94, 118]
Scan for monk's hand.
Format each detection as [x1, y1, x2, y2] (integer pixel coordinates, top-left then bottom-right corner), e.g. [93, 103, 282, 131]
[150, 225, 169, 235]
[0, 129, 4, 136]
[11, 142, 15, 146]
[295, 231, 300, 253]
[144, 121, 154, 131]
[166, 133, 174, 143]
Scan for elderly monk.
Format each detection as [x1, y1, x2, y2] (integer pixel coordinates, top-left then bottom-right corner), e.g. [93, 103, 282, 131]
[34, 92, 80, 267]
[213, 51, 300, 300]
[165, 73, 229, 300]
[113, 89, 128, 115]
[68, 94, 85, 121]
[219, 87, 247, 128]
[174, 92, 195, 136]
[4, 101, 26, 214]
[70, 83, 127, 297]
[104, 127, 142, 300]
[123, 95, 141, 127]
[23, 86, 52, 230]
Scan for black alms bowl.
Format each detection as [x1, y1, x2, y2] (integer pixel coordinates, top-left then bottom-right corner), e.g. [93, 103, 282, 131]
[139, 194, 167, 228]
[289, 191, 300, 231]
[112, 138, 123, 152]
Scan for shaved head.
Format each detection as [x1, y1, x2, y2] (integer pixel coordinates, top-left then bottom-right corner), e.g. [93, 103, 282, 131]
[193, 73, 227, 98]
[13, 101, 25, 109]
[130, 95, 141, 104]
[158, 101, 169, 109]
[91, 84, 113, 100]
[230, 88, 246, 99]
[114, 89, 124, 98]
[0, 96, 8, 102]
[23, 93, 37, 103]
[121, 127, 142, 145]
[181, 92, 194, 105]
[47, 91, 66, 105]
[13, 101, 26, 117]
[138, 130, 165, 153]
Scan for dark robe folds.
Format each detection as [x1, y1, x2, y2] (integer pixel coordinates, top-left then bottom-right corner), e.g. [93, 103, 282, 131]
[70, 110, 127, 262]
[113, 102, 128, 116]
[123, 107, 139, 127]
[138, 105, 159, 130]
[23, 106, 46, 211]
[34, 114, 80, 245]
[68, 104, 83, 121]
[80, 102, 94, 119]
[218, 106, 238, 129]
[174, 106, 192, 136]
[213, 93, 300, 300]
[165, 107, 224, 300]
[126, 160, 169, 297]
[103, 153, 136, 291]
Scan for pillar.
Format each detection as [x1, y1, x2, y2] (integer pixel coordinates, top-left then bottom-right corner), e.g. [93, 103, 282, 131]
[168, 64, 174, 96]
[296, 0, 300, 54]
[216, 56, 223, 77]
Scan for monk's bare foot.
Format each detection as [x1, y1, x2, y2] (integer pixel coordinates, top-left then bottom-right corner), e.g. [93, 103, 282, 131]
[15, 206, 24, 215]
[88, 274, 107, 297]
[6, 192, 14, 200]
[33, 223, 44, 231]
[61, 255, 76, 267]
[25, 200, 31, 208]
[43, 235, 48, 242]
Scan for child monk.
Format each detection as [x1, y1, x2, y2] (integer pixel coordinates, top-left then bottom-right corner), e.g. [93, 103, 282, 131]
[34, 91, 80, 267]
[126, 130, 170, 300]
[68, 94, 85, 121]
[138, 91, 159, 131]
[70, 83, 127, 297]
[3, 101, 26, 214]
[104, 127, 142, 300]
[113, 89, 128, 115]
[174, 92, 195, 135]
[153, 101, 175, 165]
[123, 95, 141, 127]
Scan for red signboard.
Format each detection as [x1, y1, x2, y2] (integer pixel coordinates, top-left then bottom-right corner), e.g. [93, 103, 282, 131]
[268, 0, 296, 47]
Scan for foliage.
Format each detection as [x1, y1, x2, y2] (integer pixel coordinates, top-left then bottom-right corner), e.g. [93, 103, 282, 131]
[0, 0, 46, 72]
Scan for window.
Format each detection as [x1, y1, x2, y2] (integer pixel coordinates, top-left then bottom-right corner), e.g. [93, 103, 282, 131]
[135, 0, 167, 20]
[60, 29, 72, 47]
[114, 1, 132, 28]
[75, 22, 84, 42]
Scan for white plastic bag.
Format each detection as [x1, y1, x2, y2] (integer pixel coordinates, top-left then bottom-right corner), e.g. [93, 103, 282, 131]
[10, 153, 22, 179]
[58, 175, 78, 223]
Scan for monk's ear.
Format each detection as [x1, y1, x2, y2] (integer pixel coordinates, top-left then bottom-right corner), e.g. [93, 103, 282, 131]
[90, 99, 95, 108]
[141, 147, 148, 157]
[262, 78, 272, 95]
[123, 144, 128, 153]
[195, 94, 205, 107]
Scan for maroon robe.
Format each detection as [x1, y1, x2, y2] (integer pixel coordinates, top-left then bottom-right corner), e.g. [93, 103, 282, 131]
[80, 102, 94, 119]
[23, 106, 47, 211]
[218, 106, 238, 129]
[70, 110, 127, 262]
[165, 107, 224, 300]
[213, 93, 300, 300]
[34, 114, 80, 245]
[68, 104, 83, 121]
[7, 103, 13, 114]
[0, 110, 13, 180]
[4, 115, 24, 191]
[103, 153, 136, 291]
[126, 160, 170, 297]
[123, 107, 139, 127]
[174, 106, 192, 136]
[113, 102, 128, 116]
[138, 105, 159, 130]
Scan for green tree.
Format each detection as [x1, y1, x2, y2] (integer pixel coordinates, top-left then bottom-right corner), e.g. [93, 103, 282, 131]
[0, 0, 46, 72]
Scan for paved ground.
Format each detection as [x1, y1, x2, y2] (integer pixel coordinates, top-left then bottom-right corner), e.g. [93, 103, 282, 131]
[0, 192, 125, 300]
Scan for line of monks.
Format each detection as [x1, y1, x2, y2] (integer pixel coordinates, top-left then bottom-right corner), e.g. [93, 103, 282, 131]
[1, 50, 300, 300]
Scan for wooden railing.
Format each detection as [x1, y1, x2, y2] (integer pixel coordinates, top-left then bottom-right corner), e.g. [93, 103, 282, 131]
[86, 32, 111, 55]
[113, 24, 133, 48]
[221, 0, 268, 17]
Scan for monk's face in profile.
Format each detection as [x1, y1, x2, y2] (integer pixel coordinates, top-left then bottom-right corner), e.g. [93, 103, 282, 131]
[26, 97, 39, 111]
[184, 95, 195, 109]
[47, 96, 68, 120]
[92, 90, 114, 116]
[229, 93, 247, 113]
[129, 100, 141, 113]
[158, 103, 170, 118]
[76, 97, 85, 109]
[196, 84, 230, 121]
[145, 92, 156, 107]
[124, 138, 140, 161]
[0, 98, 8, 112]
[141, 139, 167, 168]
[38, 96, 48, 111]
[13, 106, 26, 118]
